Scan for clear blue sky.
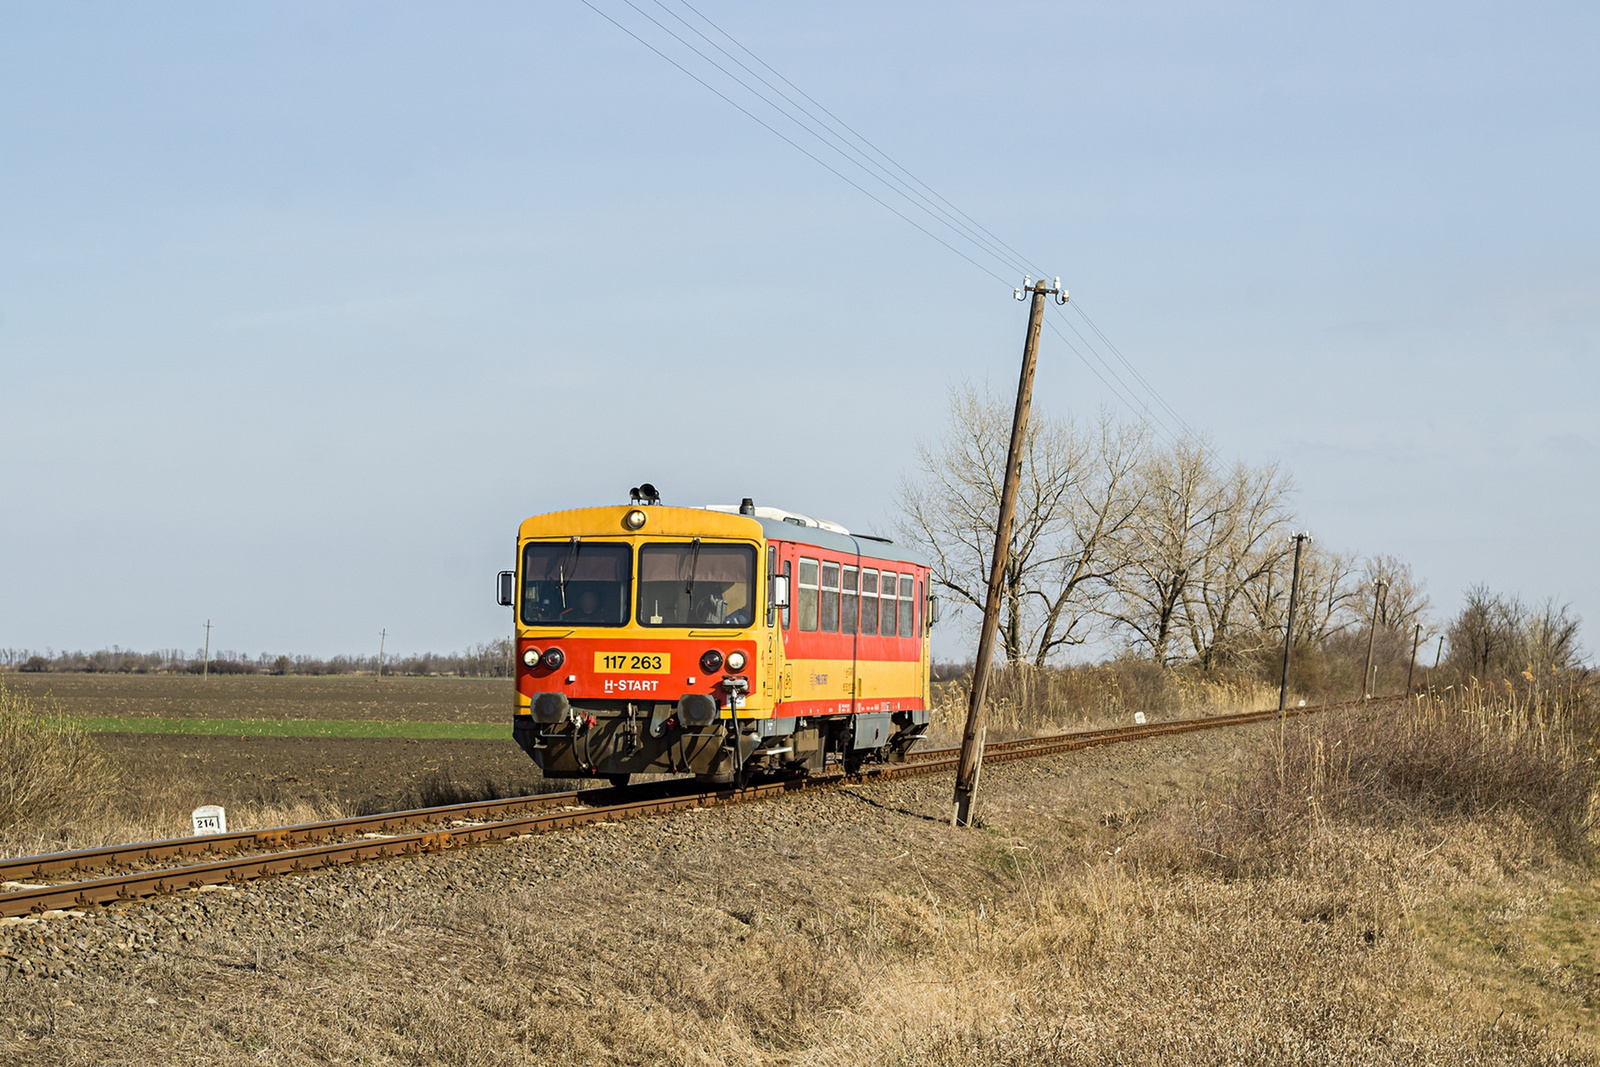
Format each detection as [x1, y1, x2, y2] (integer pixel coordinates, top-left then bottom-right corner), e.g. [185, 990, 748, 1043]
[2, 2, 1595, 661]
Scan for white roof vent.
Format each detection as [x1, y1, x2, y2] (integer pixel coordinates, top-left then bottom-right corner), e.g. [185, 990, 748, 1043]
[703, 504, 850, 535]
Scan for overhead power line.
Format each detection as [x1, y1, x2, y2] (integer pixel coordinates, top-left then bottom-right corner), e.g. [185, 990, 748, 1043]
[577, 0, 1013, 283]
[1044, 315, 1182, 449]
[663, 0, 1046, 279]
[580, 0, 1195, 441]
[1069, 303, 1195, 438]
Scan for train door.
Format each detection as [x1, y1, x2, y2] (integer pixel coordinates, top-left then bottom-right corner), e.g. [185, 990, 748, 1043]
[842, 549, 860, 717]
[775, 541, 794, 703]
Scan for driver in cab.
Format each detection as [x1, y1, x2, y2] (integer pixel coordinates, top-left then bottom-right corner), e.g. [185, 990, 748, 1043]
[562, 589, 609, 624]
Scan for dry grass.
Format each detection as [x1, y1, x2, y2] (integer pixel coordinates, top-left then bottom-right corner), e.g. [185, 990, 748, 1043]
[928, 659, 1276, 744]
[1136, 687, 1597, 882]
[856, 687, 1600, 1062]
[854, 689, 1599, 1062]
[5, 687, 1599, 1063]
[0, 678, 118, 855]
[0, 678, 351, 857]
[1, 775, 350, 860]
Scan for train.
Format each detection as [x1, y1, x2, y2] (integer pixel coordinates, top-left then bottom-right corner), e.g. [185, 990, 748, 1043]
[496, 491, 937, 785]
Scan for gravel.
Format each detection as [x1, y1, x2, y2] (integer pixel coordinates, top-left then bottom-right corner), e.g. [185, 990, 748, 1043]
[0, 723, 1262, 1062]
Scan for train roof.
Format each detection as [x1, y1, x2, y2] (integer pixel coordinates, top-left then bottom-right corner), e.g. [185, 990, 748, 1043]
[701, 505, 931, 567]
[753, 515, 932, 568]
[516, 504, 932, 568]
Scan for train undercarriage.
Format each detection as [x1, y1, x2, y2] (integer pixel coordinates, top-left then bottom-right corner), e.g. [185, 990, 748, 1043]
[513, 698, 930, 785]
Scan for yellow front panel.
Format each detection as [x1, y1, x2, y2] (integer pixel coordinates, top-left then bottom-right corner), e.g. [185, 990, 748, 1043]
[514, 505, 777, 715]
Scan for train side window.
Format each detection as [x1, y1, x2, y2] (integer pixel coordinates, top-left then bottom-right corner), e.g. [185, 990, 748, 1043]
[841, 565, 859, 633]
[899, 574, 915, 638]
[880, 570, 898, 637]
[797, 557, 819, 632]
[820, 561, 840, 633]
[783, 560, 792, 630]
[860, 569, 879, 635]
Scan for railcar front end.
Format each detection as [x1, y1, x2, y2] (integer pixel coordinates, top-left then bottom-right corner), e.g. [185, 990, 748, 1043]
[498, 500, 934, 784]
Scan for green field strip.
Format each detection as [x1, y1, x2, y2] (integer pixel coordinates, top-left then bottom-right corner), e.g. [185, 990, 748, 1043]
[69, 716, 510, 740]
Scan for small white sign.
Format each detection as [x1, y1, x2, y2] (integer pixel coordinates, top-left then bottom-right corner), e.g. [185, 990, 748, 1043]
[1133, 712, 1147, 725]
[192, 805, 227, 836]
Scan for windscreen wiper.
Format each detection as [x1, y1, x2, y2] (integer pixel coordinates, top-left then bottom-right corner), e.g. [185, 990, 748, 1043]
[683, 538, 703, 598]
[558, 537, 581, 608]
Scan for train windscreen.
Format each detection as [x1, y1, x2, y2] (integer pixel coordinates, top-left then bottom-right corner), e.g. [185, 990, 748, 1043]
[520, 541, 632, 626]
[637, 542, 756, 627]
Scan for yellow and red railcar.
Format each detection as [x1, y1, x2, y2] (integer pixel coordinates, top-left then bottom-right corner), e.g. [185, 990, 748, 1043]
[496, 497, 935, 784]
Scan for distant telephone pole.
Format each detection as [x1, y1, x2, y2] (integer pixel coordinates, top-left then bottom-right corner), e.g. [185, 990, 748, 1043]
[1277, 532, 1310, 712]
[1361, 580, 1388, 700]
[378, 629, 387, 677]
[1405, 623, 1422, 694]
[952, 275, 1065, 829]
[202, 619, 212, 680]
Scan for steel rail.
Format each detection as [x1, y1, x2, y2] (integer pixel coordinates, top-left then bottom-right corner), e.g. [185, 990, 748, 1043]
[0, 775, 826, 917]
[0, 778, 728, 883]
[0, 730, 1095, 884]
[0, 695, 1400, 918]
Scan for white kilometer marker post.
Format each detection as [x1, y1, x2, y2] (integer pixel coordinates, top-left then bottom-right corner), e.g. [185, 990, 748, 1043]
[1134, 712, 1146, 725]
[191, 805, 227, 835]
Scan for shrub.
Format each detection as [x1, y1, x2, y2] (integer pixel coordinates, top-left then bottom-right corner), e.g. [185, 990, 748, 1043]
[1146, 681, 1598, 878]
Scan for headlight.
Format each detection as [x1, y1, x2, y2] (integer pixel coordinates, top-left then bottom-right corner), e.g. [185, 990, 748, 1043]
[725, 650, 747, 672]
[541, 647, 565, 670]
[522, 648, 541, 668]
[699, 649, 723, 673]
[622, 509, 647, 530]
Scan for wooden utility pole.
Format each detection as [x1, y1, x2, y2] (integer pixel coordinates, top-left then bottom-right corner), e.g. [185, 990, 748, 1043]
[952, 276, 1063, 828]
[1427, 634, 1444, 688]
[1277, 532, 1310, 712]
[378, 629, 387, 677]
[1405, 623, 1422, 693]
[202, 619, 212, 680]
[1360, 580, 1387, 700]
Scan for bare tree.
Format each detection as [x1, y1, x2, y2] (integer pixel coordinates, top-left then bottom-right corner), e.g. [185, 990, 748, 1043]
[1101, 438, 1297, 667]
[1181, 459, 1296, 668]
[1024, 413, 1148, 665]
[1288, 545, 1362, 647]
[1524, 597, 1585, 674]
[897, 381, 1075, 663]
[1102, 437, 1224, 664]
[896, 383, 1148, 665]
[897, 383, 1460, 683]
[1446, 586, 1583, 678]
[1358, 555, 1432, 634]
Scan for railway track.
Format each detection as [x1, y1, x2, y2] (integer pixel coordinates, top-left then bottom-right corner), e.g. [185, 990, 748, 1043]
[0, 696, 1396, 918]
